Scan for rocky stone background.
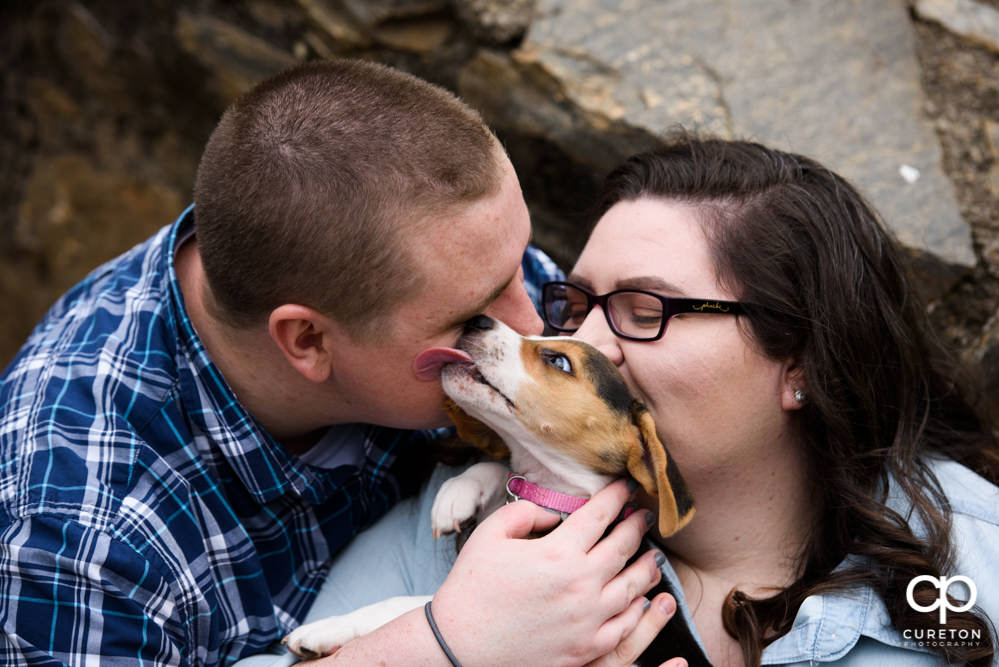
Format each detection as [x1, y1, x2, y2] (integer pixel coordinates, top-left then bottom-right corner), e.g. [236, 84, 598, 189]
[2, 0, 998, 420]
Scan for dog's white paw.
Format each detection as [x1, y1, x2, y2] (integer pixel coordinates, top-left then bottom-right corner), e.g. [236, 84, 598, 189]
[283, 617, 356, 659]
[283, 596, 431, 659]
[430, 461, 508, 538]
[431, 475, 484, 537]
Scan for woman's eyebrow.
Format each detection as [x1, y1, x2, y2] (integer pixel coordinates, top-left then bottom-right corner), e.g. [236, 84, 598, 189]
[565, 274, 594, 291]
[567, 274, 688, 296]
[615, 275, 687, 295]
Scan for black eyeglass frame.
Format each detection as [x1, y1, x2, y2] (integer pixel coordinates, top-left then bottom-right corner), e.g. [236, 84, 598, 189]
[541, 281, 747, 342]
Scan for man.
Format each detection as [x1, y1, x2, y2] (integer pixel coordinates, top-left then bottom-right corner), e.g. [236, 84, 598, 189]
[0, 59, 668, 665]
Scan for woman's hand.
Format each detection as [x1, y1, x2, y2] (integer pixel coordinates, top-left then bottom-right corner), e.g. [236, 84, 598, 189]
[584, 592, 685, 667]
[430, 479, 670, 667]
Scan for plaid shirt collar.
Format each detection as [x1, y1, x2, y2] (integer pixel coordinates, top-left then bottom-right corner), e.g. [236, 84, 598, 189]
[165, 206, 377, 506]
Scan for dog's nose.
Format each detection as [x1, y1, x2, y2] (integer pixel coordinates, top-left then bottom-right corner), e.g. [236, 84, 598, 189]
[463, 315, 495, 333]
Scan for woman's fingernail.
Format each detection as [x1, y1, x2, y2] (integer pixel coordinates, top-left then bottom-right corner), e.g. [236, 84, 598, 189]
[654, 550, 666, 567]
[645, 510, 656, 526]
[660, 594, 677, 615]
[627, 478, 639, 492]
[642, 598, 651, 611]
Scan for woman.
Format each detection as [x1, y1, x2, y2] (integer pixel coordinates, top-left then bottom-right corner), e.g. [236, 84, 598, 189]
[548, 133, 999, 664]
[247, 134, 999, 666]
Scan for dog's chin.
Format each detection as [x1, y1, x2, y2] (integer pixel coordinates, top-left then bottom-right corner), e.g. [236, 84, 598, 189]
[442, 363, 515, 419]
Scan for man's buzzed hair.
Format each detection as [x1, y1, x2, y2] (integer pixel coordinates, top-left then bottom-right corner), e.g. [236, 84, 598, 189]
[194, 58, 503, 338]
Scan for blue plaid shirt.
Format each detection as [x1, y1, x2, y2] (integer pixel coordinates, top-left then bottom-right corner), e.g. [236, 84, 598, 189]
[0, 206, 563, 666]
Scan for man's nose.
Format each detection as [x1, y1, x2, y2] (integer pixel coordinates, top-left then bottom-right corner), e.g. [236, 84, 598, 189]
[483, 281, 543, 335]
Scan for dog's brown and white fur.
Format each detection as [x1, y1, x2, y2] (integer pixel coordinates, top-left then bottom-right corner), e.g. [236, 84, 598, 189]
[284, 315, 695, 659]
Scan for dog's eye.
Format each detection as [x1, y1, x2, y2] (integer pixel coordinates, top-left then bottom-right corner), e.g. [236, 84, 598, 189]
[542, 350, 573, 375]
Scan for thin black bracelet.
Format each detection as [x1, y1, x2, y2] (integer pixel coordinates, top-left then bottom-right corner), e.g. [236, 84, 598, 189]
[424, 600, 462, 667]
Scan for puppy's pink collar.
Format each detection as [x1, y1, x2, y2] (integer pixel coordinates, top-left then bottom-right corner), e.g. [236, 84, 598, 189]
[506, 473, 589, 515]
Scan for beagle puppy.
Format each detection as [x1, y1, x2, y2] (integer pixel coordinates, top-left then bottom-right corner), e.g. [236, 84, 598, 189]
[284, 315, 697, 662]
[430, 314, 694, 540]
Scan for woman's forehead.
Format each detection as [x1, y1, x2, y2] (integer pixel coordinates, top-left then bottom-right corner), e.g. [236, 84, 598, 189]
[575, 199, 718, 290]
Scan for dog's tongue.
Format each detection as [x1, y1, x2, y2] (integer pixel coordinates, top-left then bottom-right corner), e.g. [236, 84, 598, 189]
[414, 347, 474, 380]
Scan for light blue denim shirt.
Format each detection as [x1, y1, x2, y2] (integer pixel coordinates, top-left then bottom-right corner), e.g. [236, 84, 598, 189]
[239, 458, 999, 666]
[762, 458, 999, 666]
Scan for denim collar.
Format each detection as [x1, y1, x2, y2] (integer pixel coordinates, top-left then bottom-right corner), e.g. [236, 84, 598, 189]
[659, 459, 995, 663]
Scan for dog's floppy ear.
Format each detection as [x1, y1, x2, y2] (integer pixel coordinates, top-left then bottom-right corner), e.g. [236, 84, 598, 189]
[444, 399, 510, 460]
[626, 401, 695, 537]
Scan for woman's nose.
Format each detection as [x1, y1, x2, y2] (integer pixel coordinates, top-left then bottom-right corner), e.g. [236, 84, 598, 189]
[573, 307, 623, 366]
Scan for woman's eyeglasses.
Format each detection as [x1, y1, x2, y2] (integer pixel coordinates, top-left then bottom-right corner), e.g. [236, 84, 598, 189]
[541, 281, 746, 342]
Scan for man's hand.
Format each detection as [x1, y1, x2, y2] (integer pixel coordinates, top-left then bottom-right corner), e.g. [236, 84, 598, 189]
[430, 479, 670, 667]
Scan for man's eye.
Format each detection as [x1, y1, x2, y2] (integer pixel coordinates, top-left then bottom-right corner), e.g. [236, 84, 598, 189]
[542, 350, 573, 375]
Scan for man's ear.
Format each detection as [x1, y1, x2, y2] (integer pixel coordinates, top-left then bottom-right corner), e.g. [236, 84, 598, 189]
[268, 304, 335, 383]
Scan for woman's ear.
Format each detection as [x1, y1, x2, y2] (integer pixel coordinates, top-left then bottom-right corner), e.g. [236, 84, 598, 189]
[268, 304, 335, 383]
[781, 360, 808, 411]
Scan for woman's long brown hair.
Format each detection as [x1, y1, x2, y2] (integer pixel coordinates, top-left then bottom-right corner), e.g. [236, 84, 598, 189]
[595, 131, 998, 665]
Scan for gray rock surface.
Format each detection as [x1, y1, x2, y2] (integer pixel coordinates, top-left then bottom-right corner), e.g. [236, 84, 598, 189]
[340, 0, 448, 27]
[3, 0, 996, 412]
[451, 0, 537, 43]
[460, 0, 975, 293]
[175, 11, 298, 100]
[915, 0, 999, 53]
